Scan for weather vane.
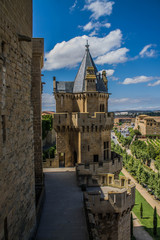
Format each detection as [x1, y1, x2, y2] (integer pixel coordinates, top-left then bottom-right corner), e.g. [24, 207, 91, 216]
[85, 40, 89, 50]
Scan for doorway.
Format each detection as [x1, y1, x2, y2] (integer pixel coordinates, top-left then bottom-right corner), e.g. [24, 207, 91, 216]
[59, 153, 65, 167]
[74, 151, 77, 165]
[93, 155, 99, 162]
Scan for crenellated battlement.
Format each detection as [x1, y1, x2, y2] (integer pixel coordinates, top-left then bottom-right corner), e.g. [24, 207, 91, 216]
[52, 112, 114, 131]
[84, 176, 135, 213]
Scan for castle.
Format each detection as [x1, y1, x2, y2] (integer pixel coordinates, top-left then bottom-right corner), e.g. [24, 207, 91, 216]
[53, 43, 135, 240]
[0, 1, 44, 239]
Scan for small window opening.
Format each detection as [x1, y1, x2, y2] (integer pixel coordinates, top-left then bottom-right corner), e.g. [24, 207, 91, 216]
[2, 115, 6, 143]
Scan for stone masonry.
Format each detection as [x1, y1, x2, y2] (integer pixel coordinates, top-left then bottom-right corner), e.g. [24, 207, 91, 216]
[0, 1, 44, 239]
[32, 38, 44, 198]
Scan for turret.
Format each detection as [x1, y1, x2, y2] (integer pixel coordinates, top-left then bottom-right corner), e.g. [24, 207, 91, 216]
[102, 70, 108, 92]
[53, 76, 56, 93]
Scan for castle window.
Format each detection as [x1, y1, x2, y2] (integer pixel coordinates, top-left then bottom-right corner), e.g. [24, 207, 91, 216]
[82, 126, 85, 132]
[88, 145, 90, 151]
[95, 126, 97, 132]
[2, 115, 6, 143]
[93, 155, 99, 162]
[87, 126, 89, 132]
[104, 141, 109, 161]
[91, 125, 93, 132]
[100, 104, 105, 112]
[121, 179, 125, 186]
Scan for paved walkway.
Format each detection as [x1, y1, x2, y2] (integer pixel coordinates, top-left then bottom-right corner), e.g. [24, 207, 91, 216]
[132, 213, 153, 240]
[122, 168, 160, 216]
[36, 168, 89, 240]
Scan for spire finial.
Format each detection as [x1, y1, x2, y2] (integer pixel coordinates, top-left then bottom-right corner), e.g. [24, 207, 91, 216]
[85, 40, 89, 51]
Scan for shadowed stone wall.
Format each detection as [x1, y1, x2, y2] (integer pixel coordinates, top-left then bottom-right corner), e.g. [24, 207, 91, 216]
[0, 1, 43, 239]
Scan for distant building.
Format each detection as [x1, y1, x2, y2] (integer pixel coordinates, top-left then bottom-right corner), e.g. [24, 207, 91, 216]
[42, 111, 55, 116]
[114, 117, 135, 124]
[135, 115, 160, 136]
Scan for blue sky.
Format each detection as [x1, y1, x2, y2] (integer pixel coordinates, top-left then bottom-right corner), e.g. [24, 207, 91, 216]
[33, 0, 160, 112]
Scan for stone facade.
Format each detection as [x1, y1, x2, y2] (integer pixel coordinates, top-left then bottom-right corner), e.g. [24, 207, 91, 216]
[53, 47, 114, 168]
[135, 115, 160, 136]
[0, 1, 43, 239]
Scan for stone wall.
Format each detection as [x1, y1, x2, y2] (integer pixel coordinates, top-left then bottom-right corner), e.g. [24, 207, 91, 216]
[81, 130, 111, 163]
[0, 1, 43, 239]
[32, 38, 44, 190]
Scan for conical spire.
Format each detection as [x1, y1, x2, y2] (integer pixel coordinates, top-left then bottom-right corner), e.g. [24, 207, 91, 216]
[73, 42, 107, 93]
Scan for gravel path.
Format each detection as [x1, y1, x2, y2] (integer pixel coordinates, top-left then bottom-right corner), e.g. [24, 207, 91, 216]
[132, 213, 153, 240]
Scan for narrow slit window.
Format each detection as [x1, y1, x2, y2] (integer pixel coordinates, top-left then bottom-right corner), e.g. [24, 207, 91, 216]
[2, 115, 6, 143]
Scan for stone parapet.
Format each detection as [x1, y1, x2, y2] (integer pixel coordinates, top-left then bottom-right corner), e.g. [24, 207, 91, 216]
[53, 112, 114, 131]
[76, 151, 122, 187]
[83, 175, 135, 240]
[84, 176, 135, 213]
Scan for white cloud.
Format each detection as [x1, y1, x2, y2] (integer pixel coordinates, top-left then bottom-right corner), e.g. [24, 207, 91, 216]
[95, 47, 129, 65]
[84, 0, 114, 20]
[108, 97, 160, 111]
[148, 80, 160, 87]
[99, 69, 114, 76]
[81, 21, 111, 32]
[89, 30, 97, 36]
[104, 22, 111, 28]
[83, 21, 93, 31]
[139, 44, 157, 58]
[122, 76, 156, 85]
[70, 0, 78, 12]
[42, 93, 56, 111]
[44, 29, 124, 70]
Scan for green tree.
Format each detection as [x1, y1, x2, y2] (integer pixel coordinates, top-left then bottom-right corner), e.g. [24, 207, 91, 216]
[147, 144, 156, 160]
[154, 178, 160, 198]
[137, 163, 143, 183]
[155, 155, 160, 172]
[153, 207, 157, 236]
[140, 203, 143, 219]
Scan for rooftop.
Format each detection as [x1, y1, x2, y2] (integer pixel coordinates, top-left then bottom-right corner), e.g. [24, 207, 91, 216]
[56, 42, 107, 94]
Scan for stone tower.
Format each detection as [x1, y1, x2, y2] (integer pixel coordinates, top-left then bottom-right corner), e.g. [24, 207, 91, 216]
[53, 43, 135, 240]
[53, 43, 121, 172]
